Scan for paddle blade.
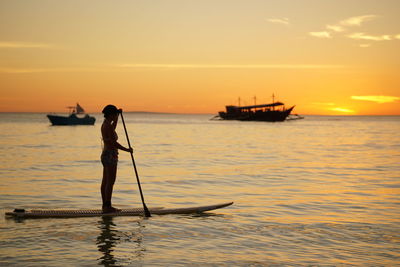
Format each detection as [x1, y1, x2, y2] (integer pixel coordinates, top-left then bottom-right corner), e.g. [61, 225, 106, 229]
[144, 205, 151, 217]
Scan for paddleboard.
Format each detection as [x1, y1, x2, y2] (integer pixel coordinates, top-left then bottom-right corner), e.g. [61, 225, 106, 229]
[5, 202, 233, 218]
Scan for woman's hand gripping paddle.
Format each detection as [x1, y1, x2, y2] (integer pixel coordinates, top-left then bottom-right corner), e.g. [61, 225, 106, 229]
[120, 110, 151, 217]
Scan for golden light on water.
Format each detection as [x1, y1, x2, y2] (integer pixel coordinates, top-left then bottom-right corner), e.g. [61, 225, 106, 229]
[1, 109, 399, 265]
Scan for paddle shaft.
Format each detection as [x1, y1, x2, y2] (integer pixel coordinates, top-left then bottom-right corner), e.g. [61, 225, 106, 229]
[120, 112, 151, 217]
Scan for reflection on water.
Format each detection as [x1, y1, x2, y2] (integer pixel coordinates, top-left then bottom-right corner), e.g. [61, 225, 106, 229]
[1, 113, 399, 266]
[97, 217, 119, 266]
[97, 217, 144, 267]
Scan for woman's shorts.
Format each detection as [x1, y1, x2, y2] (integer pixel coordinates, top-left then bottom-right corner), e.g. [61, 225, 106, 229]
[101, 150, 118, 166]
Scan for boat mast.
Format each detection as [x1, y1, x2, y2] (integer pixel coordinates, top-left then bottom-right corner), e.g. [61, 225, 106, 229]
[238, 97, 241, 107]
[272, 93, 275, 111]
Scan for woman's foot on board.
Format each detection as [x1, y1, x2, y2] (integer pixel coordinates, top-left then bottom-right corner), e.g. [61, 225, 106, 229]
[102, 206, 121, 213]
[102, 201, 121, 213]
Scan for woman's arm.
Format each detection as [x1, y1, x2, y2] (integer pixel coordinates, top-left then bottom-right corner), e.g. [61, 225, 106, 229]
[112, 115, 118, 130]
[115, 142, 133, 153]
[111, 109, 122, 130]
[102, 122, 132, 153]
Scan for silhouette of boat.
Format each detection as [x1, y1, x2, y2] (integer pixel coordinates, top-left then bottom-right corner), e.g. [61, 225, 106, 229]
[47, 103, 96, 125]
[215, 96, 299, 122]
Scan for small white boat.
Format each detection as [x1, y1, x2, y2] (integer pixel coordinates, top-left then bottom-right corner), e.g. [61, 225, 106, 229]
[47, 103, 96, 125]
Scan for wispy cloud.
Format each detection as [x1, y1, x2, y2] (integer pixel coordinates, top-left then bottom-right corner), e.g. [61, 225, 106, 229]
[326, 24, 345, 32]
[267, 17, 290, 25]
[0, 64, 346, 74]
[312, 102, 335, 106]
[0, 67, 104, 73]
[339, 15, 377, 26]
[309, 31, 331, 38]
[0, 41, 55, 49]
[314, 102, 355, 113]
[348, 33, 393, 41]
[321, 15, 377, 37]
[0, 68, 51, 73]
[309, 15, 400, 46]
[351, 95, 400, 103]
[116, 63, 344, 69]
[329, 107, 355, 113]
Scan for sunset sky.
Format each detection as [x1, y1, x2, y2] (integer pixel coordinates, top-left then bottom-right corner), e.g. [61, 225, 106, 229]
[0, 0, 399, 115]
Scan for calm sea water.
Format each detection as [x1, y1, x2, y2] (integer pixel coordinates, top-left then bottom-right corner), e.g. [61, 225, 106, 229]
[0, 113, 399, 266]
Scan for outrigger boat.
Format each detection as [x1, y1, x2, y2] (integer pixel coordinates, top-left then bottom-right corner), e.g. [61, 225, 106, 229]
[215, 96, 300, 122]
[47, 103, 96, 125]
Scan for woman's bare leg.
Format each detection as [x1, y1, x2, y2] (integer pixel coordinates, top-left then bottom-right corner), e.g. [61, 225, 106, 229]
[101, 167, 107, 205]
[102, 164, 118, 212]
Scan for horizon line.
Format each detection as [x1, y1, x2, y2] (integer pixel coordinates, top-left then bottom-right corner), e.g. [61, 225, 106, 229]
[1, 111, 399, 116]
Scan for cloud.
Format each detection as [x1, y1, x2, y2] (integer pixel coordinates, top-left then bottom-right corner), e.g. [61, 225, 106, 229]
[313, 103, 355, 113]
[348, 33, 393, 41]
[351, 95, 400, 104]
[267, 18, 290, 25]
[0, 41, 55, 49]
[320, 15, 377, 36]
[0, 67, 103, 73]
[329, 107, 355, 113]
[312, 102, 335, 106]
[309, 31, 331, 38]
[311, 101, 356, 113]
[0, 68, 56, 73]
[309, 15, 400, 46]
[339, 15, 377, 26]
[116, 63, 344, 69]
[326, 24, 345, 32]
[0, 64, 346, 74]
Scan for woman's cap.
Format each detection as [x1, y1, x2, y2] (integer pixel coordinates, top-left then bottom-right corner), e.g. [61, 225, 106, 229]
[102, 104, 119, 116]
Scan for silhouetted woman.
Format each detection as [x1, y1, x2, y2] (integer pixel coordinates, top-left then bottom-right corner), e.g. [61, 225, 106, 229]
[101, 105, 132, 213]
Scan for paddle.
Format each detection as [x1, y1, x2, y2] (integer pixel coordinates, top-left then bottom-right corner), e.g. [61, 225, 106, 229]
[119, 110, 151, 217]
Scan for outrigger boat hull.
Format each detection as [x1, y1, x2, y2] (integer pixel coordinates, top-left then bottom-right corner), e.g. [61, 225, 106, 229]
[218, 104, 295, 122]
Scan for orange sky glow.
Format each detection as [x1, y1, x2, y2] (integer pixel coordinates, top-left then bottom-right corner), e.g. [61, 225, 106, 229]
[0, 0, 399, 115]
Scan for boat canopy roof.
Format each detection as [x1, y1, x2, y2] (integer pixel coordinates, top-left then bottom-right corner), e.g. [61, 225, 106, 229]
[230, 102, 284, 110]
[66, 103, 85, 114]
